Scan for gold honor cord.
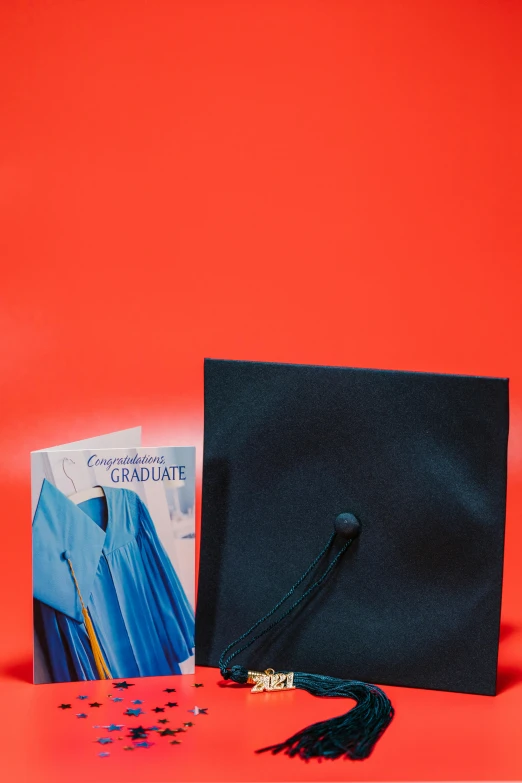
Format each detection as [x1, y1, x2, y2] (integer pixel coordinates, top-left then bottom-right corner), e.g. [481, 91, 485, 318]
[66, 558, 112, 680]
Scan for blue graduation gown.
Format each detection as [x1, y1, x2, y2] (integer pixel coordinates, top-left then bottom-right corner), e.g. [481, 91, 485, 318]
[33, 480, 194, 682]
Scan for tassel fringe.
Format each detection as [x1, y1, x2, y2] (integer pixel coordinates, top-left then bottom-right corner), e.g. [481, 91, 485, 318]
[223, 665, 394, 761]
[81, 606, 112, 680]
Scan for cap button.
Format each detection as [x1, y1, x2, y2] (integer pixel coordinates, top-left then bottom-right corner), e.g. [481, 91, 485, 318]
[334, 513, 361, 540]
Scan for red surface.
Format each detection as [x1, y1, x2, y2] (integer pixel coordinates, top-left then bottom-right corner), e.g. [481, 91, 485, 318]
[1, 1, 521, 780]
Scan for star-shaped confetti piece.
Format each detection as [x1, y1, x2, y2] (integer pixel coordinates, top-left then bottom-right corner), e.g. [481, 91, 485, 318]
[183, 722, 194, 728]
[159, 728, 177, 737]
[158, 719, 169, 724]
[123, 746, 134, 751]
[170, 740, 182, 745]
[152, 707, 165, 713]
[192, 683, 204, 688]
[131, 699, 143, 704]
[77, 695, 88, 700]
[128, 726, 148, 739]
[125, 708, 144, 717]
[76, 713, 88, 719]
[147, 726, 160, 732]
[164, 688, 176, 693]
[111, 697, 123, 703]
[96, 738, 113, 745]
[113, 681, 134, 690]
[106, 724, 124, 732]
[134, 741, 153, 748]
[188, 706, 208, 715]
[58, 704, 71, 710]
[165, 702, 178, 708]
[90, 702, 102, 708]
[99, 752, 110, 758]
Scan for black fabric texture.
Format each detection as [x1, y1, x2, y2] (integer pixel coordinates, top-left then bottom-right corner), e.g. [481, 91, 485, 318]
[196, 359, 509, 695]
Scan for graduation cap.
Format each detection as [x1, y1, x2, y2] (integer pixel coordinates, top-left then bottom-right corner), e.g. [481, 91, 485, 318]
[33, 480, 112, 679]
[196, 359, 509, 760]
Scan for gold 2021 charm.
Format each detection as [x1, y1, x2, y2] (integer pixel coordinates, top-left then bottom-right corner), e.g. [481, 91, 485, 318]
[247, 668, 295, 693]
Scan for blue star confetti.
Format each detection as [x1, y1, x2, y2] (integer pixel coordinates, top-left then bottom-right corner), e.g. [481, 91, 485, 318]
[58, 679, 209, 758]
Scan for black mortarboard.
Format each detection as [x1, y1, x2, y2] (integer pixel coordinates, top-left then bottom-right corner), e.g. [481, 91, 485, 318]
[196, 359, 509, 758]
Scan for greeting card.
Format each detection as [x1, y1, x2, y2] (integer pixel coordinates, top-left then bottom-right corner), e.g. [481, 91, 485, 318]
[31, 427, 195, 684]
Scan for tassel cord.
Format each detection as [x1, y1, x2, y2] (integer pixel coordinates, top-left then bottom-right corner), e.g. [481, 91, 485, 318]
[218, 524, 394, 761]
[66, 557, 112, 680]
[219, 534, 351, 675]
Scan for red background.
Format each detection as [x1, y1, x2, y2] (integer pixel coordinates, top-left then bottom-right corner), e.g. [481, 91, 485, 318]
[1, 1, 521, 780]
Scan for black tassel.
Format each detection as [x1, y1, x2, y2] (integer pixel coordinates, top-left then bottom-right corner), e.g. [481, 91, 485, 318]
[219, 516, 395, 761]
[222, 665, 394, 761]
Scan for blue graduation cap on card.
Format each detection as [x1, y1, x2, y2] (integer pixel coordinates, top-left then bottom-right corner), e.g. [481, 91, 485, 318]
[32, 479, 111, 678]
[32, 479, 106, 622]
[33, 479, 105, 622]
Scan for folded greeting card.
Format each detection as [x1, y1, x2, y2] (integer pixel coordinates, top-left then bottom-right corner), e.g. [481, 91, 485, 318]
[31, 427, 195, 684]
